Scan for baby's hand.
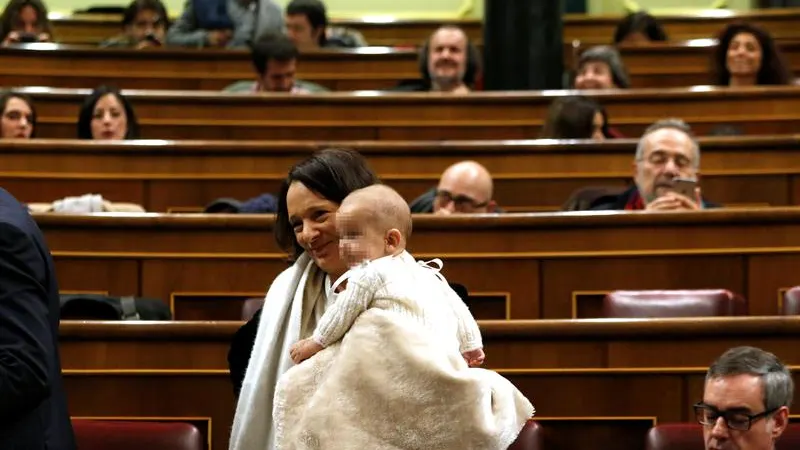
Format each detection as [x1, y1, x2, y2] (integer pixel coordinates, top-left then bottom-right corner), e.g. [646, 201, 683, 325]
[462, 348, 485, 367]
[289, 338, 324, 364]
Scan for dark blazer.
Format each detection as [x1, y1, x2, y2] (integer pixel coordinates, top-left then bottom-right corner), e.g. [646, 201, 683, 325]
[588, 186, 721, 210]
[0, 188, 76, 450]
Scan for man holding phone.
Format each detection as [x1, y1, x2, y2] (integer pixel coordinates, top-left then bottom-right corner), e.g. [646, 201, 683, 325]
[589, 118, 719, 211]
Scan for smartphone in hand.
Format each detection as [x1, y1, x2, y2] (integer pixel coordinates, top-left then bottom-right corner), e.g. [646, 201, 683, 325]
[671, 177, 697, 199]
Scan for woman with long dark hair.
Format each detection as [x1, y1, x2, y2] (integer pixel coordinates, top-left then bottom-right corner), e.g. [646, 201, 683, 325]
[711, 21, 793, 86]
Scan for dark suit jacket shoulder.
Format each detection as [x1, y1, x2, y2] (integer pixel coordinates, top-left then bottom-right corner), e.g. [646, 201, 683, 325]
[0, 188, 75, 450]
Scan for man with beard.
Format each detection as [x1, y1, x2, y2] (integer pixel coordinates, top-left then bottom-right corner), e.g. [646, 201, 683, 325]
[392, 25, 479, 93]
[588, 118, 719, 211]
[697, 346, 792, 450]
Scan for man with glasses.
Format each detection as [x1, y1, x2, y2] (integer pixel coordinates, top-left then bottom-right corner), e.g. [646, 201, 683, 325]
[588, 118, 719, 211]
[696, 346, 792, 450]
[409, 160, 498, 214]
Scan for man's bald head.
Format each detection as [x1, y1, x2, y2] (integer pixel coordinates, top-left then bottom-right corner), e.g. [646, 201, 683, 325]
[339, 184, 412, 243]
[435, 160, 495, 214]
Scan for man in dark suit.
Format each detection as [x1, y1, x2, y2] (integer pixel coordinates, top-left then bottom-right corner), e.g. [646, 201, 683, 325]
[0, 188, 75, 449]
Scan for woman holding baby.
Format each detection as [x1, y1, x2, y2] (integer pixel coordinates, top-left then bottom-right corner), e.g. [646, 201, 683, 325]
[228, 148, 533, 450]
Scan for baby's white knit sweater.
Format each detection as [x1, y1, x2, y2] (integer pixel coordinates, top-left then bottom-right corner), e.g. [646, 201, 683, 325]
[312, 251, 483, 353]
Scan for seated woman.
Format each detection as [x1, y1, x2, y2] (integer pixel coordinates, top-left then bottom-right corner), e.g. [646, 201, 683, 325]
[573, 45, 630, 90]
[0, 0, 52, 45]
[613, 11, 667, 45]
[541, 96, 621, 140]
[0, 91, 35, 138]
[166, 0, 282, 48]
[100, 0, 169, 48]
[712, 22, 793, 87]
[77, 86, 140, 140]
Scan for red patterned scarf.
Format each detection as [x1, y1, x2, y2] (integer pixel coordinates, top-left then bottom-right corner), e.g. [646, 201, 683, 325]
[624, 189, 645, 210]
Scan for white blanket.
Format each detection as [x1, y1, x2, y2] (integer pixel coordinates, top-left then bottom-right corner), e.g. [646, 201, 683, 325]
[273, 307, 535, 450]
[230, 254, 323, 450]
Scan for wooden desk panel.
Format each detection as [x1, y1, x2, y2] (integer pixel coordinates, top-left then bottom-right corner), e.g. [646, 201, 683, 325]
[47, 9, 800, 46]
[563, 8, 800, 43]
[0, 45, 419, 91]
[34, 209, 800, 320]
[1, 137, 798, 212]
[4, 40, 800, 91]
[58, 317, 800, 450]
[7, 35, 800, 91]
[14, 86, 800, 140]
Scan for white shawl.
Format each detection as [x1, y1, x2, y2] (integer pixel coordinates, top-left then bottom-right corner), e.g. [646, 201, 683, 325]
[229, 253, 325, 450]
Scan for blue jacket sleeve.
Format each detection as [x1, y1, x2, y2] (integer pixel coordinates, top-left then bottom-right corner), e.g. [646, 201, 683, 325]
[0, 222, 52, 421]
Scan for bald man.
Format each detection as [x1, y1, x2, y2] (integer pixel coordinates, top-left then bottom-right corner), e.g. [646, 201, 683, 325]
[409, 161, 499, 214]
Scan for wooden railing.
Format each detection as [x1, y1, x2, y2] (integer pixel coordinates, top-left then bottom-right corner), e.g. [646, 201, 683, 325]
[59, 317, 800, 450]
[35, 209, 800, 320]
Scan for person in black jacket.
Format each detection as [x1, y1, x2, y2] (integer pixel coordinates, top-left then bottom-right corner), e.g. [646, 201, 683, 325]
[409, 160, 499, 214]
[588, 118, 720, 211]
[0, 187, 76, 449]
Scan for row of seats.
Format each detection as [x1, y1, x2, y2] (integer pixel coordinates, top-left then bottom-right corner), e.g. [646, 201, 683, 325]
[86, 419, 800, 450]
[239, 288, 800, 321]
[603, 288, 800, 318]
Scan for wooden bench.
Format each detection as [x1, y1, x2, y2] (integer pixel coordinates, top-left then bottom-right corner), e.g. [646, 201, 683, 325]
[0, 45, 420, 91]
[3, 136, 800, 213]
[15, 86, 800, 140]
[47, 9, 800, 46]
[2, 39, 799, 91]
[586, 40, 800, 88]
[59, 317, 800, 450]
[36, 209, 800, 321]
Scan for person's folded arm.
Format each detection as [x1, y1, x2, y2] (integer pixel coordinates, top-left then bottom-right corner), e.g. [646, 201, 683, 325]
[0, 222, 52, 421]
[166, 0, 209, 47]
[228, 0, 255, 47]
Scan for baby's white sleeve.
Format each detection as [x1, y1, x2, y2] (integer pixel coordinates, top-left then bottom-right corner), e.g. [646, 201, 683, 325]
[312, 271, 376, 347]
[445, 286, 483, 353]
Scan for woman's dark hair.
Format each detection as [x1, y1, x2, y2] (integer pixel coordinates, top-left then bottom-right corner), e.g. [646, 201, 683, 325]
[0, 0, 52, 41]
[77, 85, 141, 140]
[541, 96, 608, 139]
[121, 0, 169, 28]
[0, 91, 36, 137]
[275, 148, 380, 260]
[613, 12, 667, 44]
[712, 21, 793, 86]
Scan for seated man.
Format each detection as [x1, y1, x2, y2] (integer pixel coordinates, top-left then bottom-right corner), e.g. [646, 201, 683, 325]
[588, 118, 720, 211]
[698, 346, 792, 450]
[391, 25, 480, 93]
[284, 0, 366, 48]
[572, 45, 630, 90]
[223, 34, 327, 93]
[410, 160, 498, 214]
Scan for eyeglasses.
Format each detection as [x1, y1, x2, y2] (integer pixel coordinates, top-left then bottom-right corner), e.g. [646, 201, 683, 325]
[434, 189, 489, 212]
[694, 402, 779, 431]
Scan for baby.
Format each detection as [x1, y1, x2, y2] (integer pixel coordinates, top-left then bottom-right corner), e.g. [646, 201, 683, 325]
[289, 184, 485, 367]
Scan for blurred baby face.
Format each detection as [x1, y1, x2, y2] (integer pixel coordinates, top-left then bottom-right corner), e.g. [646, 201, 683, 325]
[336, 207, 390, 268]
